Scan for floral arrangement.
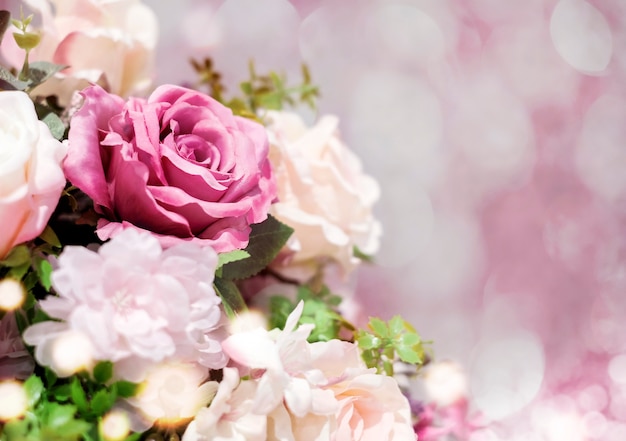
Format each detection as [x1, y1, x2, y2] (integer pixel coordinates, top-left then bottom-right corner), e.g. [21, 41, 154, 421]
[0, 2, 478, 441]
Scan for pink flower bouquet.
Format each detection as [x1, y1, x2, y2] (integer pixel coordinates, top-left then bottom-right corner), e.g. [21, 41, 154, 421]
[0, 2, 468, 440]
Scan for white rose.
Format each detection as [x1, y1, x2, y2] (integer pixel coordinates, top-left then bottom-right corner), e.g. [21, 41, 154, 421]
[0, 91, 66, 258]
[1, 0, 158, 104]
[265, 111, 382, 281]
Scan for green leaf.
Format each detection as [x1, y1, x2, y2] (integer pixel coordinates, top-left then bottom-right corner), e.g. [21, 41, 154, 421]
[353, 245, 374, 263]
[357, 333, 379, 350]
[70, 377, 88, 413]
[217, 250, 250, 270]
[214, 277, 247, 319]
[33, 256, 53, 291]
[47, 403, 76, 428]
[93, 361, 113, 384]
[114, 380, 138, 398]
[1, 245, 30, 267]
[52, 384, 71, 401]
[90, 388, 116, 416]
[38, 226, 62, 248]
[14, 310, 28, 334]
[41, 112, 65, 140]
[388, 316, 405, 337]
[268, 295, 294, 330]
[398, 332, 421, 346]
[124, 433, 143, 441]
[220, 215, 294, 280]
[44, 367, 58, 387]
[396, 345, 422, 364]
[24, 375, 44, 407]
[26, 61, 66, 88]
[7, 262, 30, 280]
[368, 317, 389, 338]
[0, 65, 28, 90]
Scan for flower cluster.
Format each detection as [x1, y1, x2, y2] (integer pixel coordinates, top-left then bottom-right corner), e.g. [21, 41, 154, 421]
[0, 2, 440, 440]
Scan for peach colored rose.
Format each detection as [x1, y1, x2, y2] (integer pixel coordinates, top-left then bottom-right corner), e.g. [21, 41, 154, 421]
[265, 111, 382, 281]
[0, 91, 66, 259]
[222, 303, 415, 441]
[1, 0, 158, 104]
[308, 340, 416, 441]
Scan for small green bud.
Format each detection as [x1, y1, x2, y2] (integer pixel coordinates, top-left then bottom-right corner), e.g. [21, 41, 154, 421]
[13, 31, 40, 52]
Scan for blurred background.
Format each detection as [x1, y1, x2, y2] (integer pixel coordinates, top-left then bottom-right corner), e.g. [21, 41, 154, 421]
[149, 0, 626, 439]
[5, 0, 625, 438]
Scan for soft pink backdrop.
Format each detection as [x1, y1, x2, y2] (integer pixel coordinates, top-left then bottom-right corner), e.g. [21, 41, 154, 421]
[141, 1, 625, 438]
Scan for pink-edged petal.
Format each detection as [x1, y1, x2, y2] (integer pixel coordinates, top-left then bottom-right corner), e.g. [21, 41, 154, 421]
[222, 329, 282, 370]
[65, 85, 125, 209]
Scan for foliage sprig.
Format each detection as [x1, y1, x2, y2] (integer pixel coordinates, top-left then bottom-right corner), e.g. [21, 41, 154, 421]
[356, 316, 430, 376]
[190, 57, 320, 118]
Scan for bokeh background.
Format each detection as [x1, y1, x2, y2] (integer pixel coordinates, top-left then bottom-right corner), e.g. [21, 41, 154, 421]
[141, 1, 626, 439]
[5, 0, 626, 438]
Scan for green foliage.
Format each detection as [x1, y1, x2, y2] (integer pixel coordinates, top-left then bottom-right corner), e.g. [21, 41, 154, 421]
[0, 11, 66, 92]
[268, 285, 352, 343]
[214, 277, 247, 319]
[353, 246, 374, 263]
[0, 367, 140, 441]
[356, 316, 429, 376]
[219, 215, 293, 280]
[41, 109, 66, 140]
[190, 57, 320, 117]
[216, 250, 250, 277]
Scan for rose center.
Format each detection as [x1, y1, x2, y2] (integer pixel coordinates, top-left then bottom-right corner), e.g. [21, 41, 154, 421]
[176, 134, 217, 166]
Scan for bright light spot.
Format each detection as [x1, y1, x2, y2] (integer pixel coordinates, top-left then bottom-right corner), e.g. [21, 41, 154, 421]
[535, 408, 585, 441]
[0, 381, 28, 421]
[450, 76, 535, 190]
[550, 0, 613, 74]
[229, 309, 267, 334]
[604, 421, 626, 441]
[609, 354, 626, 384]
[0, 278, 25, 311]
[610, 385, 626, 420]
[470, 331, 544, 420]
[469, 0, 544, 22]
[50, 331, 93, 377]
[487, 23, 579, 106]
[577, 384, 608, 412]
[576, 95, 626, 206]
[361, 3, 445, 66]
[583, 411, 608, 439]
[100, 410, 131, 441]
[133, 363, 216, 427]
[424, 360, 468, 406]
[468, 429, 501, 441]
[211, 0, 300, 77]
[348, 70, 444, 188]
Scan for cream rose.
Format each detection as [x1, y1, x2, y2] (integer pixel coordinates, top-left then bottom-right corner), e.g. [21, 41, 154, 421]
[1, 0, 158, 104]
[266, 111, 382, 281]
[0, 91, 66, 259]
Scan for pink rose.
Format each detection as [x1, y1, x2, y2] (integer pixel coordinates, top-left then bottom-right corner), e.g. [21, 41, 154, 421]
[1, 0, 158, 104]
[64, 85, 276, 252]
[0, 91, 67, 259]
